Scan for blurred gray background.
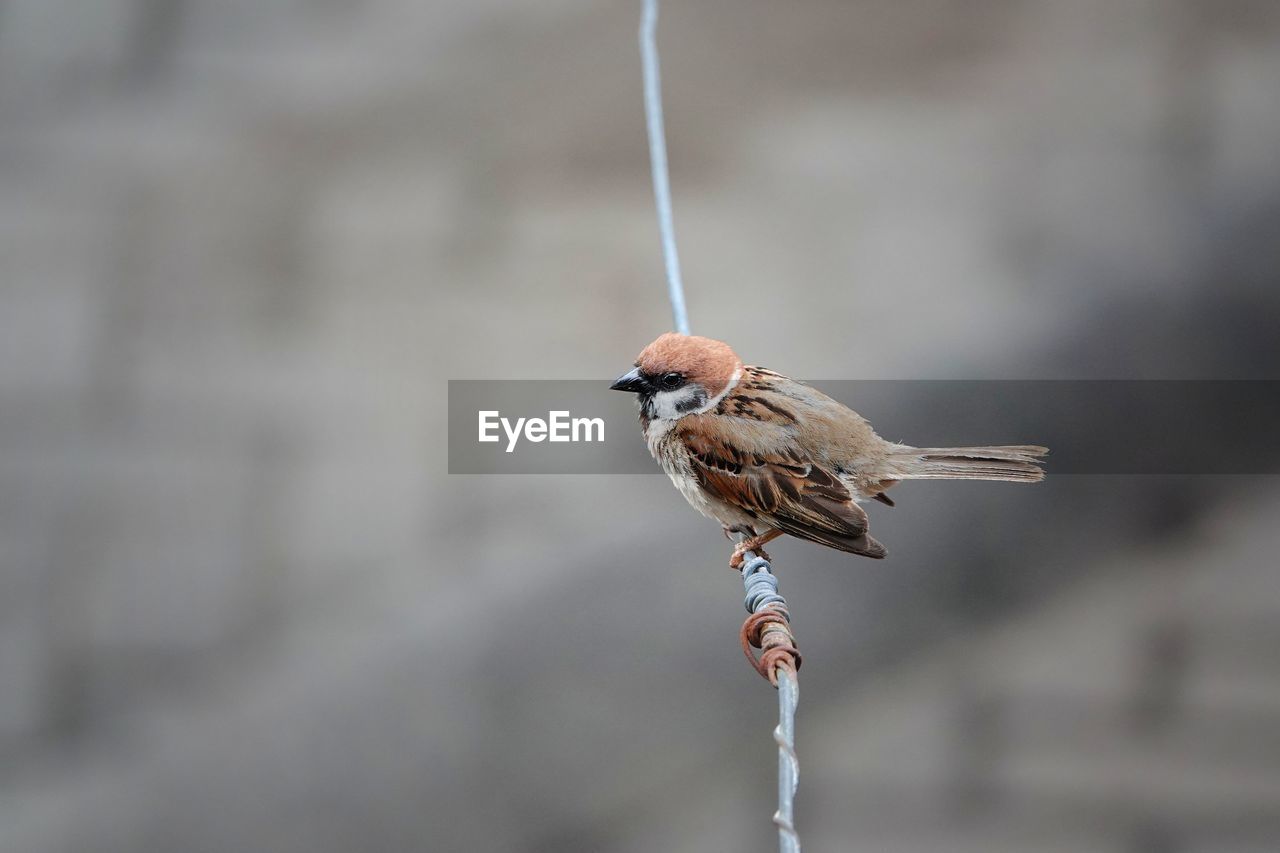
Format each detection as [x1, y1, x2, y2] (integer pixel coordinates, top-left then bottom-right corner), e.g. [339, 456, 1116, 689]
[2, 1, 1280, 851]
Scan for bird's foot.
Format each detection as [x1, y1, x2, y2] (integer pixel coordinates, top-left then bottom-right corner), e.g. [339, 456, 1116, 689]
[730, 541, 769, 570]
[730, 530, 781, 570]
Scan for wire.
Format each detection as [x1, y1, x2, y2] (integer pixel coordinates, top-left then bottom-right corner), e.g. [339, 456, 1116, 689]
[775, 668, 801, 853]
[640, 0, 691, 335]
[640, 3, 798, 848]
[739, 551, 802, 853]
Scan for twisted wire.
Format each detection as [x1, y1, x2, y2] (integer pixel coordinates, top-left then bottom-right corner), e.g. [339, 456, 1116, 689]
[738, 547, 802, 853]
[739, 555, 802, 683]
[775, 668, 801, 853]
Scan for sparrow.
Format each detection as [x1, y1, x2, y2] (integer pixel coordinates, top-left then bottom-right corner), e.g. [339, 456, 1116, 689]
[610, 333, 1047, 568]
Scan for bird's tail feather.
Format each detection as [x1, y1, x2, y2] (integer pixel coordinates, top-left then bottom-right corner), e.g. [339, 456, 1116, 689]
[891, 445, 1047, 483]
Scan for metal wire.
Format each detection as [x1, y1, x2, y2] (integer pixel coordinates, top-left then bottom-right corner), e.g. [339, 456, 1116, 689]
[739, 551, 802, 853]
[640, 4, 798, 847]
[775, 668, 801, 853]
[640, 0, 691, 335]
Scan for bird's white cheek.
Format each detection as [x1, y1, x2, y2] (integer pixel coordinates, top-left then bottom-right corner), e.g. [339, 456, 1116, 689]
[649, 391, 681, 420]
[650, 385, 708, 420]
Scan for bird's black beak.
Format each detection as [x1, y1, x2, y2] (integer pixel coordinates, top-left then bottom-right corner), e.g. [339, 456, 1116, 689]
[609, 367, 650, 394]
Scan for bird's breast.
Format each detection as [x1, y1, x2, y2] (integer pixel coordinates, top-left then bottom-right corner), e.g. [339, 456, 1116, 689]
[642, 420, 754, 528]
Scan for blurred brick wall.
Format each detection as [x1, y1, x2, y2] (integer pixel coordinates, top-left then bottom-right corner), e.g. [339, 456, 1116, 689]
[1, 1, 1278, 851]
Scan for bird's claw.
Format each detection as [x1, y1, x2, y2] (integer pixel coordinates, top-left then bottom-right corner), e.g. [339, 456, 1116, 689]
[730, 540, 770, 570]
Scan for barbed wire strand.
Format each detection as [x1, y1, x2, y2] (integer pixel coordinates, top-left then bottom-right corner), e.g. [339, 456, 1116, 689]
[640, 0, 690, 336]
[639, 3, 799, 848]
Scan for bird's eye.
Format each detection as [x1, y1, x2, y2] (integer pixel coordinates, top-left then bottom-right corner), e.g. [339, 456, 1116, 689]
[659, 372, 684, 390]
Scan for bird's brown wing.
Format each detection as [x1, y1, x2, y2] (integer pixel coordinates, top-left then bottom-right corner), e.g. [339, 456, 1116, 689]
[678, 424, 887, 559]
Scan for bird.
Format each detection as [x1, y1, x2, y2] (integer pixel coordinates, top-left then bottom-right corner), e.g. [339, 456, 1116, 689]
[610, 333, 1047, 569]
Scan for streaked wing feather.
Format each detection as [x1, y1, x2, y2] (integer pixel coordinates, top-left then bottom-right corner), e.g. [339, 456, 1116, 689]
[679, 426, 884, 557]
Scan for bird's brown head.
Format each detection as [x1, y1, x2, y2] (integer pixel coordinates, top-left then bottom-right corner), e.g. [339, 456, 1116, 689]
[609, 333, 743, 420]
